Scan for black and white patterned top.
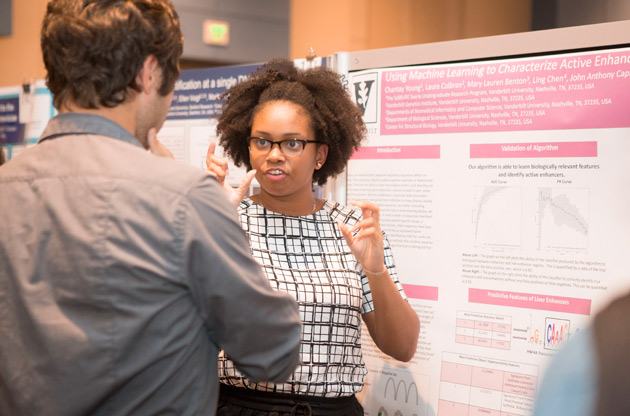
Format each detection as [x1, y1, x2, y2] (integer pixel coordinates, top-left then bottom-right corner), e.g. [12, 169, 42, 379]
[218, 197, 407, 397]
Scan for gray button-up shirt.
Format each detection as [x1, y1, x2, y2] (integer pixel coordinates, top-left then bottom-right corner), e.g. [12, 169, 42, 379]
[0, 113, 301, 416]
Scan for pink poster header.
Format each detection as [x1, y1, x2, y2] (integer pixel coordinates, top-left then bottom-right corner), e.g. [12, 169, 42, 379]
[470, 141, 597, 158]
[379, 48, 630, 135]
[402, 284, 439, 301]
[351, 145, 440, 160]
[469, 288, 591, 315]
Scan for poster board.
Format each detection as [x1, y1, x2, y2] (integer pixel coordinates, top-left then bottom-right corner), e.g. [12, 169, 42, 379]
[0, 80, 55, 161]
[343, 20, 630, 416]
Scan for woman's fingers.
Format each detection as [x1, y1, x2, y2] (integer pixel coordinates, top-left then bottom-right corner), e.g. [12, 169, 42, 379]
[237, 170, 257, 193]
[337, 222, 354, 246]
[350, 200, 380, 215]
[205, 141, 230, 184]
[205, 141, 217, 166]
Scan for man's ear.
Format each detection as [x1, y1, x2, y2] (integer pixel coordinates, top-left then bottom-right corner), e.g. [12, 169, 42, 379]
[136, 55, 160, 94]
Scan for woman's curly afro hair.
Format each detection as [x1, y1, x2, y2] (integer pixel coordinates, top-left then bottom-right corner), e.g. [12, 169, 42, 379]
[216, 58, 366, 185]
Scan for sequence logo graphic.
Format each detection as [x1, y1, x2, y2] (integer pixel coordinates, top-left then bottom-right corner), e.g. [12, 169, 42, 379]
[384, 377, 419, 405]
[352, 72, 378, 123]
[544, 317, 570, 350]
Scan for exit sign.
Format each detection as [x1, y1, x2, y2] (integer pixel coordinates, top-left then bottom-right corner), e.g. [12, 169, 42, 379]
[203, 19, 230, 46]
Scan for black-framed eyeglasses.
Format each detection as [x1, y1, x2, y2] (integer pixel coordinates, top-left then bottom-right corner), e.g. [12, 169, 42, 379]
[247, 137, 320, 156]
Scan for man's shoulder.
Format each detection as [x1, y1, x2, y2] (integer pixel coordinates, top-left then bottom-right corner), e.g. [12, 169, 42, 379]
[9, 133, 219, 198]
[129, 147, 216, 195]
[79, 133, 216, 195]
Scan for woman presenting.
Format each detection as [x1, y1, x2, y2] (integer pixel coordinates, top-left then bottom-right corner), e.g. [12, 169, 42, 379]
[207, 58, 420, 415]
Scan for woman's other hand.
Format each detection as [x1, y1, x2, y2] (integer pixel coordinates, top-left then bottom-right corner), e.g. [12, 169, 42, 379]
[337, 200, 385, 274]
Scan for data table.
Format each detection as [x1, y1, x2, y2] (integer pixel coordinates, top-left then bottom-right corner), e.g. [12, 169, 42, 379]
[438, 352, 538, 416]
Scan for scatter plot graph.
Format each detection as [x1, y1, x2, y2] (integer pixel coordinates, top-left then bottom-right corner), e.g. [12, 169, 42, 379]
[537, 188, 589, 251]
[472, 187, 522, 249]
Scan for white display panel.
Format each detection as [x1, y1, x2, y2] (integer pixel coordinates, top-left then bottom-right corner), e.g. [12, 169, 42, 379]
[345, 22, 630, 416]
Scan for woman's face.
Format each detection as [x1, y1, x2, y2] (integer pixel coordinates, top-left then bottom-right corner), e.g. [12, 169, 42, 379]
[249, 100, 328, 204]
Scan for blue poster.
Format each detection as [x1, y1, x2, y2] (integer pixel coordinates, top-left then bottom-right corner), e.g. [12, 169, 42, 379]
[167, 64, 260, 121]
[0, 96, 24, 144]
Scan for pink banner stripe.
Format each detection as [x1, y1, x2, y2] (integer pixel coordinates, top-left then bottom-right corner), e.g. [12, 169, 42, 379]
[351, 145, 440, 160]
[469, 288, 591, 315]
[470, 141, 597, 158]
[402, 284, 439, 301]
[380, 49, 630, 135]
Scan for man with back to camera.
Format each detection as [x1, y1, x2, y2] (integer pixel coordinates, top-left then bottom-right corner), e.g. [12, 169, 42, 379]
[0, 1, 302, 415]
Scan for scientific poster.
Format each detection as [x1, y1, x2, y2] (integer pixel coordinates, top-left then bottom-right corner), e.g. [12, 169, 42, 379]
[348, 47, 630, 416]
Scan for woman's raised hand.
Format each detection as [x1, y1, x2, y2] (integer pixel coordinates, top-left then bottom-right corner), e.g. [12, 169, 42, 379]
[205, 141, 256, 207]
[337, 200, 386, 274]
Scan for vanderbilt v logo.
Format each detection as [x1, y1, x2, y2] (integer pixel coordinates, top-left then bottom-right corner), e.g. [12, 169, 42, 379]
[351, 72, 378, 123]
[354, 80, 375, 116]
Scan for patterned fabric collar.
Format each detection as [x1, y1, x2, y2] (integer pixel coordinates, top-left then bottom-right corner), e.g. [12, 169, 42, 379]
[240, 196, 330, 217]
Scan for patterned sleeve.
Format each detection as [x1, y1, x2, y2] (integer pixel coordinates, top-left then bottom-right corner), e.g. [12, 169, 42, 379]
[360, 231, 408, 314]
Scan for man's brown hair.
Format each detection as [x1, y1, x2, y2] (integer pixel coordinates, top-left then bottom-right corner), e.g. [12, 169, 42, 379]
[41, 0, 183, 110]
